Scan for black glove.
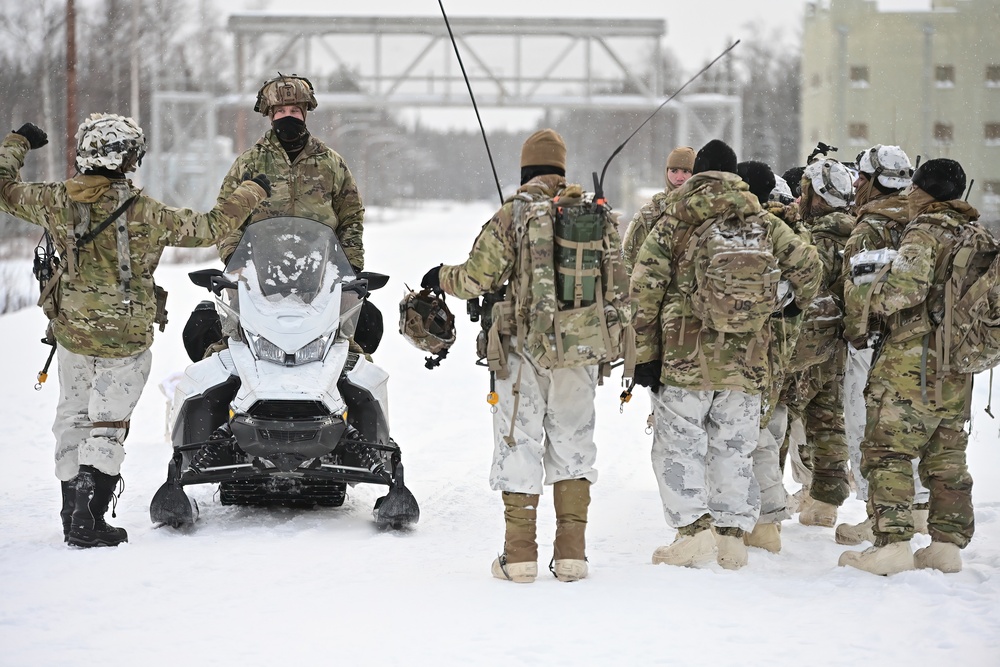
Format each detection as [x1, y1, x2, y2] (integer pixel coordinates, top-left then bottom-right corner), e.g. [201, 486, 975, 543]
[14, 123, 47, 150]
[633, 361, 662, 393]
[248, 173, 271, 197]
[421, 265, 442, 290]
[772, 300, 802, 319]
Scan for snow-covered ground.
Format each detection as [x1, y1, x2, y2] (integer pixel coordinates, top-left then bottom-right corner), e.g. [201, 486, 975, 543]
[1, 201, 998, 666]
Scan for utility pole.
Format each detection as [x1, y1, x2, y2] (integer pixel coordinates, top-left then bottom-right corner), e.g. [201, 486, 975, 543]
[65, 0, 77, 178]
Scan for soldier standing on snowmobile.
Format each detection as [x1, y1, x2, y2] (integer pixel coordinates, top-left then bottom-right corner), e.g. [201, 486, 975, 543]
[630, 139, 822, 570]
[622, 146, 696, 276]
[216, 73, 365, 271]
[419, 129, 631, 583]
[0, 116, 269, 548]
[839, 159, 978, 575]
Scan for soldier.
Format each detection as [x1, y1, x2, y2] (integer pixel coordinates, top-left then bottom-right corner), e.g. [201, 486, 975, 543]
[0, 116, 269, 548]
[217, 74, 365, 270]
[631, 139, 822, 570]
[836, 144, 929, 546]
[787, 158, 856, 528]
[622, 146, 695, 275]
[419, 129, 631, 583]
[839, 159, 977, 575]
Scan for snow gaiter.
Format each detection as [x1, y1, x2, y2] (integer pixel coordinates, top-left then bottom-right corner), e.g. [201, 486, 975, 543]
[502, 491, 539, 564]
[68, 465, 128, 548]
[553, 479, 590, 561]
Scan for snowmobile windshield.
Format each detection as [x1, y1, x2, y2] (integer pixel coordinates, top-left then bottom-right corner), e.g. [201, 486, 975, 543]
[224, 217, 356, 304]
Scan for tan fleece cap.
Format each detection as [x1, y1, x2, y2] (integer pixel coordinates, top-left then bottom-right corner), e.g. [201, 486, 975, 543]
[520, 128, 567, 170]
[666, 146, 695, 171]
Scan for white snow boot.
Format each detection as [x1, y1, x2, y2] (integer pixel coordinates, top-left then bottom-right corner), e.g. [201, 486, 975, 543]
[713, 527, 749, 570]
[652, 529, 716, 567]
[838, 541, 914, 575]
[491, 555, 538, 583]
[835, 517, 875, 546]
[799, 497, 838, 527]
[914, 541, 962, 573]
[743, 522, 781, 553]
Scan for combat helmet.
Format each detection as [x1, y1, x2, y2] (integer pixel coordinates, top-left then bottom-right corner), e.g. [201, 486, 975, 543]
[803, 158, 854, 208]
[75, 113, 146, 173]
[399, 287, 456, 369]
[254, 73, 318, 117]
[856, 144, 913, 191]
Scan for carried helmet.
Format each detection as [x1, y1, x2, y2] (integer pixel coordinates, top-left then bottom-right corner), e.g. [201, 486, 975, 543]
[399, 287, 456, 369]
[856, 144, 913, 190]
[254, 73, 318, 117]
[803, 158, 853, 208]
[75, 113, 146, 173]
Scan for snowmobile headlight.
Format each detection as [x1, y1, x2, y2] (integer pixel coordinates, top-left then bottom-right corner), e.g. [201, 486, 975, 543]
[248, 333, 285, 364]
[294, 335, 330, 364]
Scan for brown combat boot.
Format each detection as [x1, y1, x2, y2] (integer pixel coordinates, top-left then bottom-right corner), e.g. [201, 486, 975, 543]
[914, 541, 962, 573]
[491, 491, 539, 583]
[551, 479, 590, 582]
[838, 541, 914, 575]
[799, 497, 838, 527]
[743, 522, 781, 553]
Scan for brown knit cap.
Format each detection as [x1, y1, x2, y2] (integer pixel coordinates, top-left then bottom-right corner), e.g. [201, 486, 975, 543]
[520, 128, 567, 170]
[664, 146, 695, 186]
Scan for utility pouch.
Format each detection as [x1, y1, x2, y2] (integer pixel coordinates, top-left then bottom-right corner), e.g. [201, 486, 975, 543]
[153, 284, 169, 332]
[37, 263, 65, 321]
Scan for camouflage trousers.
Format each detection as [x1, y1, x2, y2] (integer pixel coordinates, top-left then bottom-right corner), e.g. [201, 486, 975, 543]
[650, 386, 761, 533]
[845, 344, 929, 504]
[490, 350, 599, 494]
[788, 352, 850, 506]
[861, 378, 974, 547]
[755, 403, 791, 523]
[53, 344, 152, 480]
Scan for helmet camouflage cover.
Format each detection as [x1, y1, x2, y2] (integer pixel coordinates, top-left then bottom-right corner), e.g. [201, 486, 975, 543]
[254, 73, 318, 116]
[75, 113, 146, 173]
[399, 287, 456, 369]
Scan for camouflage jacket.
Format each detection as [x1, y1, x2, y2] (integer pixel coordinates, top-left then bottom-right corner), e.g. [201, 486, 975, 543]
[0, 133, 267, 358]
[217, 130, 365, 269]
[631, 171, 822, 394]
[864, 199, 980, 409]
[841, 192, 909, 343]
[800, 209, 854, 300]
[440, 174, 631, 366]
[622, 182, 684, 276]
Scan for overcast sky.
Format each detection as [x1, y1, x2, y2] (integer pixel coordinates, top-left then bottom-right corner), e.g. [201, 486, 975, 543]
[217, 0, 934, 70]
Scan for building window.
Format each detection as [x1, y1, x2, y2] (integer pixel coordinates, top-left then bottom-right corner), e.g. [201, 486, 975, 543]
[850, 66, 869, 88]
[983, 182, 1000, 220]
[935, 65, 955, 88]
[934, 122, 954, 145]
[848, 122, 869, 145]
[986, 123, 1000, 146]
[988, 66, 1000, 88]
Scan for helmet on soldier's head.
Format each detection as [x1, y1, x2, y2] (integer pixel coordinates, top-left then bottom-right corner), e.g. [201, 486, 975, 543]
[856, 144, 913, 190]
[399, 288, 456, 370]
[75, 113, 146, 173]
[254, 74, 318, 117]
[803, 158, 853, 208]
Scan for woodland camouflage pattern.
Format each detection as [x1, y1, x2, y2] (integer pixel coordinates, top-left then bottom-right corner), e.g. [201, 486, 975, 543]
[217, 131, 365, 269]
[630, 171, 822, 395]
[858, 199, 979, 546]
[439, 174, 631, 369]
[0, 133, 266, 358]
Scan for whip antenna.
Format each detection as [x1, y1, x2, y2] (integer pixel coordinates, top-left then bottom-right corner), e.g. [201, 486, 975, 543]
[438, 0, 504, 205]
[595, 40, 741, 195]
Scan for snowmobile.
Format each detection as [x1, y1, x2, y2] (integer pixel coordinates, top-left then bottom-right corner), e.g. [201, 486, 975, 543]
[149, 216, 419, 530]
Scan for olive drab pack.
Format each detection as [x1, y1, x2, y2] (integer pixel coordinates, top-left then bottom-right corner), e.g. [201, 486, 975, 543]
[485, 184, 631, 375]
[935, 221, 1000, 375]
[680, 209, 781, 333]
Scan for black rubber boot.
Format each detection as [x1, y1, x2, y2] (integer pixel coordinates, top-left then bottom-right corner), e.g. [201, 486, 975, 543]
[60, 479, 75, 542]
[67, 465, 128, 548]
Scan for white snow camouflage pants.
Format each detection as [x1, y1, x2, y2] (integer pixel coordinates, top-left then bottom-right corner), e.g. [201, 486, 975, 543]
[490, 349, 599, 494]
[756, 403, 791, 523]
[844, 343, 929, 504]
[53, 344, 152, 480]
[650, 386, 761, 532]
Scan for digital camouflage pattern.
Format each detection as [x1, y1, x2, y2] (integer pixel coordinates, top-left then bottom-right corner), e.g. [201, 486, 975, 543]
[621, 183, 686, 276]
[630, 171, 822, 395]
[841, 192, 910, 344]
[217, 131, 365, 269]
[439, 174, 631, 370]
[0, 133, 267, 358]
[858, 198, 979, 546]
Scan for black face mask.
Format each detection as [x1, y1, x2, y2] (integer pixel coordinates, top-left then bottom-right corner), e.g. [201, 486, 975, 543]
[272, 115, 308, 143]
